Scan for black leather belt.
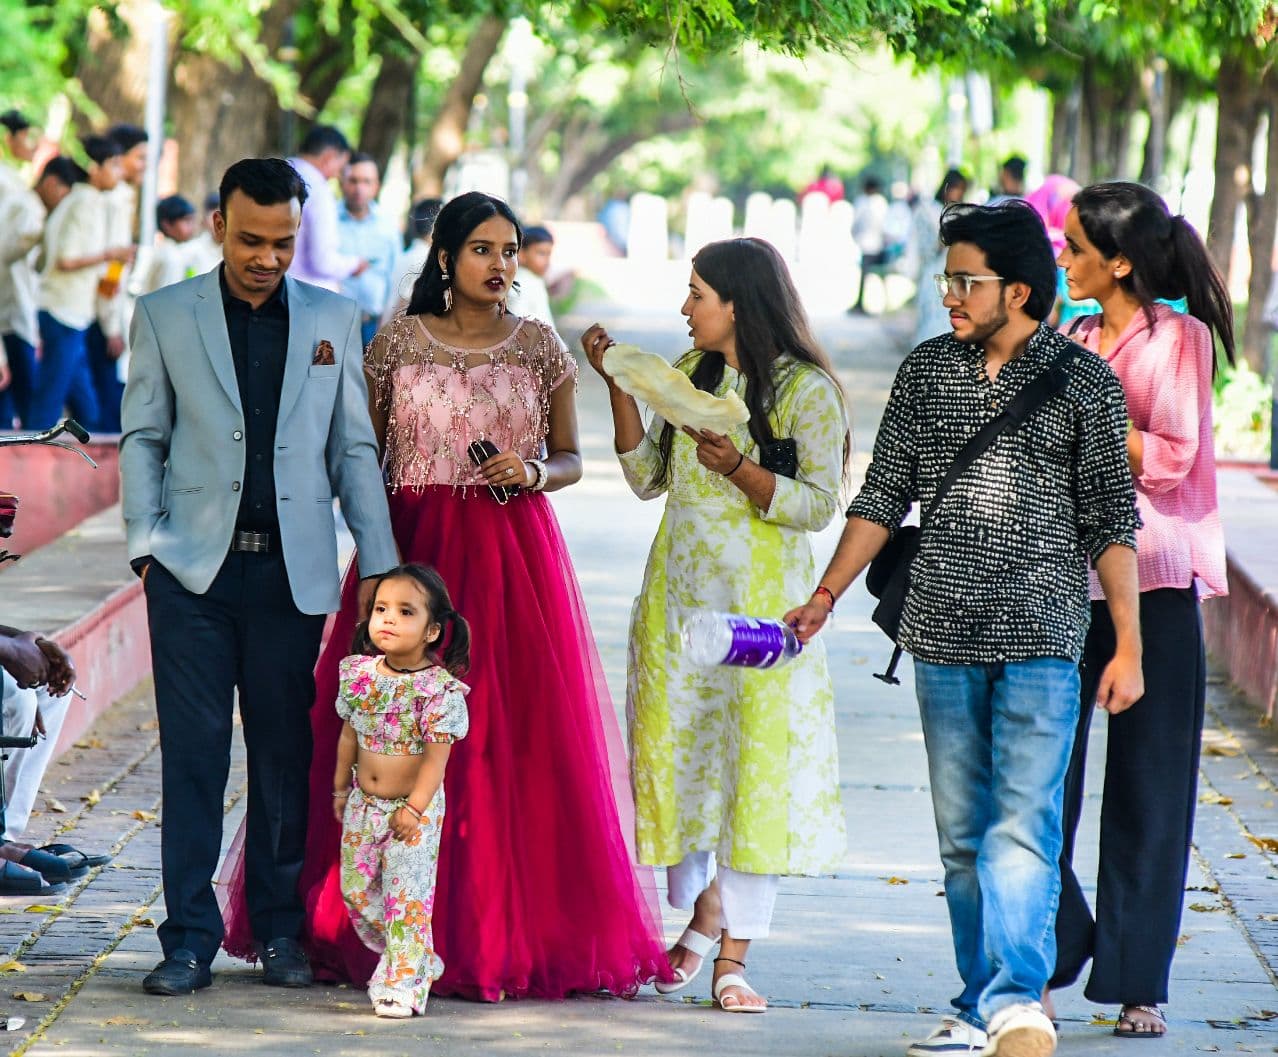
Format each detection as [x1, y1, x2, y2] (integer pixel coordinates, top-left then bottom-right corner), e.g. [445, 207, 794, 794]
[231, 530, 271, 553]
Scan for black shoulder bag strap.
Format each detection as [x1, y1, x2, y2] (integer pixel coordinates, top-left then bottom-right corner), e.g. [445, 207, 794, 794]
[871, 346, 1075, 684]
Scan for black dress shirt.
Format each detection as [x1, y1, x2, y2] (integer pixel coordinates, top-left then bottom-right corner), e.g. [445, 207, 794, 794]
[220, 268, 289, 533]
[847, 323, 1141, 665]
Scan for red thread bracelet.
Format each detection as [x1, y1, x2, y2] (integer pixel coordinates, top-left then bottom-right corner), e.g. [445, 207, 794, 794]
[813, 586, 836, 611]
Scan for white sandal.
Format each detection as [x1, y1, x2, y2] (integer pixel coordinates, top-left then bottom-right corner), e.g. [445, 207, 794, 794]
[653, 927, 717, 995]
[373, 998, 413, 1019]
[712, 957, 767, 1014]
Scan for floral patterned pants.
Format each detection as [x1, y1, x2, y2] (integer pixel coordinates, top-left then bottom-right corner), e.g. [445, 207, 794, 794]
[340, 785, 445, 1013]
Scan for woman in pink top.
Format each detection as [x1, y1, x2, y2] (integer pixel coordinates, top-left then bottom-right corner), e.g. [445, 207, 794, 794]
[219, 192, 670, 1000]
[1050, 182, 1234, 1039]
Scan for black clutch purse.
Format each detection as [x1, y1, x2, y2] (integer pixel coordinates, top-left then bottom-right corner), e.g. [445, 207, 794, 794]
[467, 439, 519, 505]
[758, 438, 797, 479]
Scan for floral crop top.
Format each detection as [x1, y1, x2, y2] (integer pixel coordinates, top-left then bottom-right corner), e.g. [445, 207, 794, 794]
[336, 655, 469, 756]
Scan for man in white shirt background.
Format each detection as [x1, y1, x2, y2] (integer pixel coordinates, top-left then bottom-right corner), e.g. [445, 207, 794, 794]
[30, 135, 130, 431]
[849, 175, 890, 315]
[337, 152, 399, 346]
[0, 110, 44, 426]
[505, 224, 556, 328]
[87, 124, 146, 433]
[288, 125, 367, 293]
[139, 195, 204, 295]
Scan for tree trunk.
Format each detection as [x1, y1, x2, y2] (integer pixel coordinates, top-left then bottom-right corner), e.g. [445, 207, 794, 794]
[75, 1, 156, 126]
[1244, 75, 1278, 374]
[542, 112, 700, 216]
[1048, 91, 1073, 175]
[359, 52, 418, 176]
[1139, 62, 1171, 188]
[412, 16, 507, 197]
[168, 2, 302, 199]
[1208, 51, 1263, 281]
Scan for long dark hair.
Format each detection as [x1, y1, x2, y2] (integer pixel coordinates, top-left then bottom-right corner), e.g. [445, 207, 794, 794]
[1073, 181, 1235, 371]
[405, 191, 523, 317]
[351, 563, 471, 677]
[650, 237, 849, 491]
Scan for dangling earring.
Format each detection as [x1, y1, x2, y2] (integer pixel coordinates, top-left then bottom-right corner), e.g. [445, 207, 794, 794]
[441, 271, 453, 313]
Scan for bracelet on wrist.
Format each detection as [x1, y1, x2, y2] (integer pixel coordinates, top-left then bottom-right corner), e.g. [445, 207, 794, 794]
[332, 788, 351, 798]
[400, 803, 422, 820]
[724, 452, 745, 477]
[525, 458, 549, 492]
[813, 586, 836, 612]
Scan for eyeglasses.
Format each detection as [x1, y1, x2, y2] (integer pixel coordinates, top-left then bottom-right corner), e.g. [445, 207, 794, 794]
[933, 273, 1004, 300]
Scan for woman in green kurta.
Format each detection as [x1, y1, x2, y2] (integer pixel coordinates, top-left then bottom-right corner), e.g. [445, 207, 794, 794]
[582, 238, 849, 1014]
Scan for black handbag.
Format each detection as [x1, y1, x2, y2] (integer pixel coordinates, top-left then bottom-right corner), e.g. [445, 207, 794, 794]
[865, 349, 1074, 685]
[759, 438, 798, 478]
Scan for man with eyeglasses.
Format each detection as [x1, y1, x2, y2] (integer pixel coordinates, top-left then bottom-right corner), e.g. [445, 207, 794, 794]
[786, 201, 1143, 1057]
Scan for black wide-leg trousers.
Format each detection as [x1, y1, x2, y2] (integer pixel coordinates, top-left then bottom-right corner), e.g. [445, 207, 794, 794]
[1053, 586, 1205, 1004]
[145, 551, 325, 963]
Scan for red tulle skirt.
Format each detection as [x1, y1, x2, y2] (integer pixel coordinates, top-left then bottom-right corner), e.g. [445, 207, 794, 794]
[219, 486, 671, 1000]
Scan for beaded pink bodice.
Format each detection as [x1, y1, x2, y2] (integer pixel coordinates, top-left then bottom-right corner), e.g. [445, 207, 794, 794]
[366, 315, 576, 490]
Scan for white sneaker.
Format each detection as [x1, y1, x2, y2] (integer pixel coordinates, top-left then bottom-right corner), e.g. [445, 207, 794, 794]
[906, 1016, 989, 1056]
[981, 1002, 1056, 1057]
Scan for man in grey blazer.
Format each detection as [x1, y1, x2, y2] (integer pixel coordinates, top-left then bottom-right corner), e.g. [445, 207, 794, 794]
[120, 158, 397, 996]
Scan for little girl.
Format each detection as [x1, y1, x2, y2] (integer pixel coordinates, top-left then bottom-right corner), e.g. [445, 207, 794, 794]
[332, 564, 470, 1018]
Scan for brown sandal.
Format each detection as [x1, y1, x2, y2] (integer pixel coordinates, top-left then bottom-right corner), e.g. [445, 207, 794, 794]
[1114, 1004, 1166, 1039]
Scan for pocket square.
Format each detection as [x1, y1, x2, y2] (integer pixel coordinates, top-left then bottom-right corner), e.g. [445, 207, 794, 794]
[312, 340, 335, 366]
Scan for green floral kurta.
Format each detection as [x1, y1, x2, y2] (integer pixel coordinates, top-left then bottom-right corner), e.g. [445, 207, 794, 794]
[620, 355, 848, 877]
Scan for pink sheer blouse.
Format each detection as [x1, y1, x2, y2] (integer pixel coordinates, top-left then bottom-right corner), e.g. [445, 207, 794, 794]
[365, 315, 576, 490]
[1072, 303, 1228, 600]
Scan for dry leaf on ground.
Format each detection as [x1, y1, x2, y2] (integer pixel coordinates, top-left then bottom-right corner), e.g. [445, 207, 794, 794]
[885, 876, 909, 885]
[81, 789, 101, 806]
[44, 798, 66, 814]
[131, 810, 156, 822]
[0, 962, 27, 974]
[11, 992, 46, 1002]
[1247, 835, 1278, 853]
[1199, 791, 1233, 806]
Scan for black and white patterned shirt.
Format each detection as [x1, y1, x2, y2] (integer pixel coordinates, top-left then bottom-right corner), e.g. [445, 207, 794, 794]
[848, 323, 1140, 665]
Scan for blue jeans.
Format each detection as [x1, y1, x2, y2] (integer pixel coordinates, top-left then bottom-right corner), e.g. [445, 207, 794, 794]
[0, 333, 37, 427]
[86, 322, 124, 433]
[30, 311, 98, 431]
[914, 657, 1080, 1028]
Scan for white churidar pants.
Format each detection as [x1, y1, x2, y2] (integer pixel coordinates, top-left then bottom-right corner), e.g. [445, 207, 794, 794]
[666, 851, 779, 940]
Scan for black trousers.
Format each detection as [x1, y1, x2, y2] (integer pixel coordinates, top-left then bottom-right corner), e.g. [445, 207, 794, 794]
[1052, 586, 1205, 1004]
[145, 551, 325, 963]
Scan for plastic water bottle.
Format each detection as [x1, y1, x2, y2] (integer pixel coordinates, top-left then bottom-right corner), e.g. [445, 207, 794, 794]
[681, 609, 803, 669]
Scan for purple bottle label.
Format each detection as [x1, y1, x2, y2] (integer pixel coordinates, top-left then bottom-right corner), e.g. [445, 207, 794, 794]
[721, 617, 795, 669]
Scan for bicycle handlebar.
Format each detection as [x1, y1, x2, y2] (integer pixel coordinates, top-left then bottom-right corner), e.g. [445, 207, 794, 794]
[0, 419, 97, 467]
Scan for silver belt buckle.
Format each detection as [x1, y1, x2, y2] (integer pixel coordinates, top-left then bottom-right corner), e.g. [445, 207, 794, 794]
[233, 530, 270, 553]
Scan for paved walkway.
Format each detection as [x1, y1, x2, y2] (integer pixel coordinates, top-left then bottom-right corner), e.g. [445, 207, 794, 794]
[2, 305, 1277, 1055]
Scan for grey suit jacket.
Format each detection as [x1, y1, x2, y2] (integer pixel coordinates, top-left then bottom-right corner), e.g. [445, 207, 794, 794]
[119, 267, 398, 614]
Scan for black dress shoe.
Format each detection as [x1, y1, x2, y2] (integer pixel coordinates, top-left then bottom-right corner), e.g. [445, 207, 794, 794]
[143, 949, 212, 995]
[257, 937, 313, 988]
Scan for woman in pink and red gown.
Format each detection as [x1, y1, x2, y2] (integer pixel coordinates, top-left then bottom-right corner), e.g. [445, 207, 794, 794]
[220, 192, 669, 1000]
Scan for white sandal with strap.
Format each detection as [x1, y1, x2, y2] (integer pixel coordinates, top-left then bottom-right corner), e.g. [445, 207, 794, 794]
[654, 927, 717, 995]
[712, 957, 767, 1014]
